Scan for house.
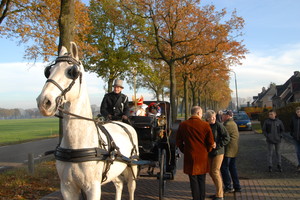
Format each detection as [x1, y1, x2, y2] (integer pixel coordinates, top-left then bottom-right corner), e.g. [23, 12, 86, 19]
[252, 84, 276, 108]
[272, 71, 300, 108]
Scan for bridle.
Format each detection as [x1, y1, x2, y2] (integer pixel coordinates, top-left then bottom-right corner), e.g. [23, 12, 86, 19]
[44, 55, 82, 110]
[42, 55, 141, 182]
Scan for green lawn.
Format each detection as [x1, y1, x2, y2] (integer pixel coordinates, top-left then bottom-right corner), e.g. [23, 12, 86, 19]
[0, 118, 59, 146]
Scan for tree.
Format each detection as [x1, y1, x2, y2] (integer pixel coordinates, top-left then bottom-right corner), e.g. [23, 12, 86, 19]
[137, 60, 170, 101]
[58, 0, 75, 52]
[83, 0, 145, 92]
[0, 0, 39, 25]
[0, 0, 92, 61]
[122, 0, 247, 122]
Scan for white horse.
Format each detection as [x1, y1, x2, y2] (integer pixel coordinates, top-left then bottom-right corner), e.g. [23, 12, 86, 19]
[36, 42, 139, 200]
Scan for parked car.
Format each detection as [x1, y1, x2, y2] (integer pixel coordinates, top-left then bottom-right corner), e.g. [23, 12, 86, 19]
[233, 112, 252, 131]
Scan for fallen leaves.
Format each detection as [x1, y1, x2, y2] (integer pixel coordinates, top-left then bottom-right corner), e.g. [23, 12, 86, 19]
[0, 160, 59, 200]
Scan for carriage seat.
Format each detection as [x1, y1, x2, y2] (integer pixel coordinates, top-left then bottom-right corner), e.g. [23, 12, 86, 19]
[129, 116, 157, 128]
[129, 116, 159, 151]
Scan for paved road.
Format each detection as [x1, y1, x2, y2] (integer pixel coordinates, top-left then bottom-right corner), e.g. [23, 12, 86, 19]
[42, 130, 300, 200]
[0, 138, 59, 170]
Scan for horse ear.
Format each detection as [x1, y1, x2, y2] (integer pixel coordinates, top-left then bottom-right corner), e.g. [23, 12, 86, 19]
[59, 46, 68, 56]
[70, 42, 79, 60]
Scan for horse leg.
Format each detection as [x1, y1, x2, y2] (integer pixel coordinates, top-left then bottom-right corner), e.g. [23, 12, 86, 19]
[60, 182, 81, 200]
[84, 182, 101, 200]
[127, 165, 137, 200]
[112, 176, 124, 200]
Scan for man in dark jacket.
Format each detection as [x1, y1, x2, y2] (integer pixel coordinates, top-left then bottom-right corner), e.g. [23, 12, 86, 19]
[100, 79, 129, 121]
[290, 106, 300, 171]
[176, 106, 215, 200]
[262, 110, 285, 172]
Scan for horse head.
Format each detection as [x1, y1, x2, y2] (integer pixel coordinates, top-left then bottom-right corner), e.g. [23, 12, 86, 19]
[36, 42, 83, 116]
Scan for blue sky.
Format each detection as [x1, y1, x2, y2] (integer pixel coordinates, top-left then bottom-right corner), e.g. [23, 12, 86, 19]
[1, 0, 300, 109]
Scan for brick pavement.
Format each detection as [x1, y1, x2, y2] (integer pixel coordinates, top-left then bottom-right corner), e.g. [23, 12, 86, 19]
[41, 131, 300, 200]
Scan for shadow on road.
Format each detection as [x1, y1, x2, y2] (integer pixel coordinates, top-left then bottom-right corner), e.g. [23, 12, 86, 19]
[237, 131, 300, 180]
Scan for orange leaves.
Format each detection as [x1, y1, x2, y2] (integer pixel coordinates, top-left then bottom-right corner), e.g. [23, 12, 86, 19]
[0, 0, 92, 62]
[0, 161, 59, 200]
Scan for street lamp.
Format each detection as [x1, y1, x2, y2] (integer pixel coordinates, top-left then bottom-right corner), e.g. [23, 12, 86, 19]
[230, 71, 239, 112]
[132, 67, 137, 109]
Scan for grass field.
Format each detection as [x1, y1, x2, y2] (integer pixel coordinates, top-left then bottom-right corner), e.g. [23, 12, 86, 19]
[0, 118, 59, 146]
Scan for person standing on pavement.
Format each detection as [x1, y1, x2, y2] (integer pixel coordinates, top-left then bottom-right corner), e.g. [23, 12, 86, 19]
[100, 79, 130, 122]
[221, 110, 242, 193]
[216, 110, 223, 123]
[290, 107, 300, 172]
[205, 110, 230, 200]
[262, 109, 285, 172]
[176, 106, 215, 200]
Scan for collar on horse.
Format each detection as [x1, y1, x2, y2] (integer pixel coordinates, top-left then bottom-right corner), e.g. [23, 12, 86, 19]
[51, 119, 138, 182]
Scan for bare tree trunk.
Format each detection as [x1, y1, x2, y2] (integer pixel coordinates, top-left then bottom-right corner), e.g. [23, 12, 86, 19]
[198, 89, 201, 106]
[183, 76, 189, 120]
[58, 0, 75, 142]
[58, 0, 75, 53]
[170, 63, 177, 123]
[108, 78, 114, 93]
[191, 86, 197, 106]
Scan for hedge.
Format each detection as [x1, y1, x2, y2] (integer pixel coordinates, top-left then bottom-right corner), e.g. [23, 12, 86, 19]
[258, 102, 300, 132]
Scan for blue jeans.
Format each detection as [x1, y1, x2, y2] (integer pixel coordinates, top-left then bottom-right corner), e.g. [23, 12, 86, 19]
[221, 157, 241, 190]
[188, 174, 206, 200]
[294, 140, 300, 166]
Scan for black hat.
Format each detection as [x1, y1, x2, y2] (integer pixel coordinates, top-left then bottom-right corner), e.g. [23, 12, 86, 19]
[225, 110, 233, 117]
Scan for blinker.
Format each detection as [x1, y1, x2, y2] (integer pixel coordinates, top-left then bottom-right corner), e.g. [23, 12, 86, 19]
[44, 64, 80, 80]
[67, 65, 80, 79]
[44, 65, 52, 79]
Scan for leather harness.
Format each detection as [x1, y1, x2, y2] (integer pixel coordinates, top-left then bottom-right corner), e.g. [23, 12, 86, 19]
[44, 55, 141, 182]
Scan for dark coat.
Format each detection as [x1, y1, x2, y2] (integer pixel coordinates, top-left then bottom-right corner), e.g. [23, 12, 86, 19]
[209, 121, 230, 157]
[100, 92, 129, 120]
[290, 115, 300, 141]
[262, 118, 285, 144]
[223, 118, 239, 157]
[176, 116, 215, 175]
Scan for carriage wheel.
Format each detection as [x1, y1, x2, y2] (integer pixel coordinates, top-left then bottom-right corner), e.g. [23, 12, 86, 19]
[159, 148, 167, 200]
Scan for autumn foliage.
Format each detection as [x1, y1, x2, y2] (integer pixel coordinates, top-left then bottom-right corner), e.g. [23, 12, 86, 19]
[120, 0, 247, 119]
[0, 0, 93, 61]
[0, 161, 59, 200]
[0, 0, 248, 115]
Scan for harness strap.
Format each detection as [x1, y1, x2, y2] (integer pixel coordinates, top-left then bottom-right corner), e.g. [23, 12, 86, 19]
[46, 79, 64, 92]
[52, 107, 140, 182]
[56, 55, 81, 66]
[98, 124, 115, 153]
[54, 146, 109, 162]
[110, 122, 139, 180]
[98, 124, 122, 182]
[111, 122, 138, 156]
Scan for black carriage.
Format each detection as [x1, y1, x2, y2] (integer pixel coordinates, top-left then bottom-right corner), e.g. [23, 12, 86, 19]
[128, 101, 179, 200]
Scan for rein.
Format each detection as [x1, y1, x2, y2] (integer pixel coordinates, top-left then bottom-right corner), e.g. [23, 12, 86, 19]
[46, 55, 141, 181]
[57, 107, 102, 123]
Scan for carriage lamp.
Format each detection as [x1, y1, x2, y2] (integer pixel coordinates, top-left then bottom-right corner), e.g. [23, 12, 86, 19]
[158, 129, 165, 138]
[157, 115, 166, 127]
